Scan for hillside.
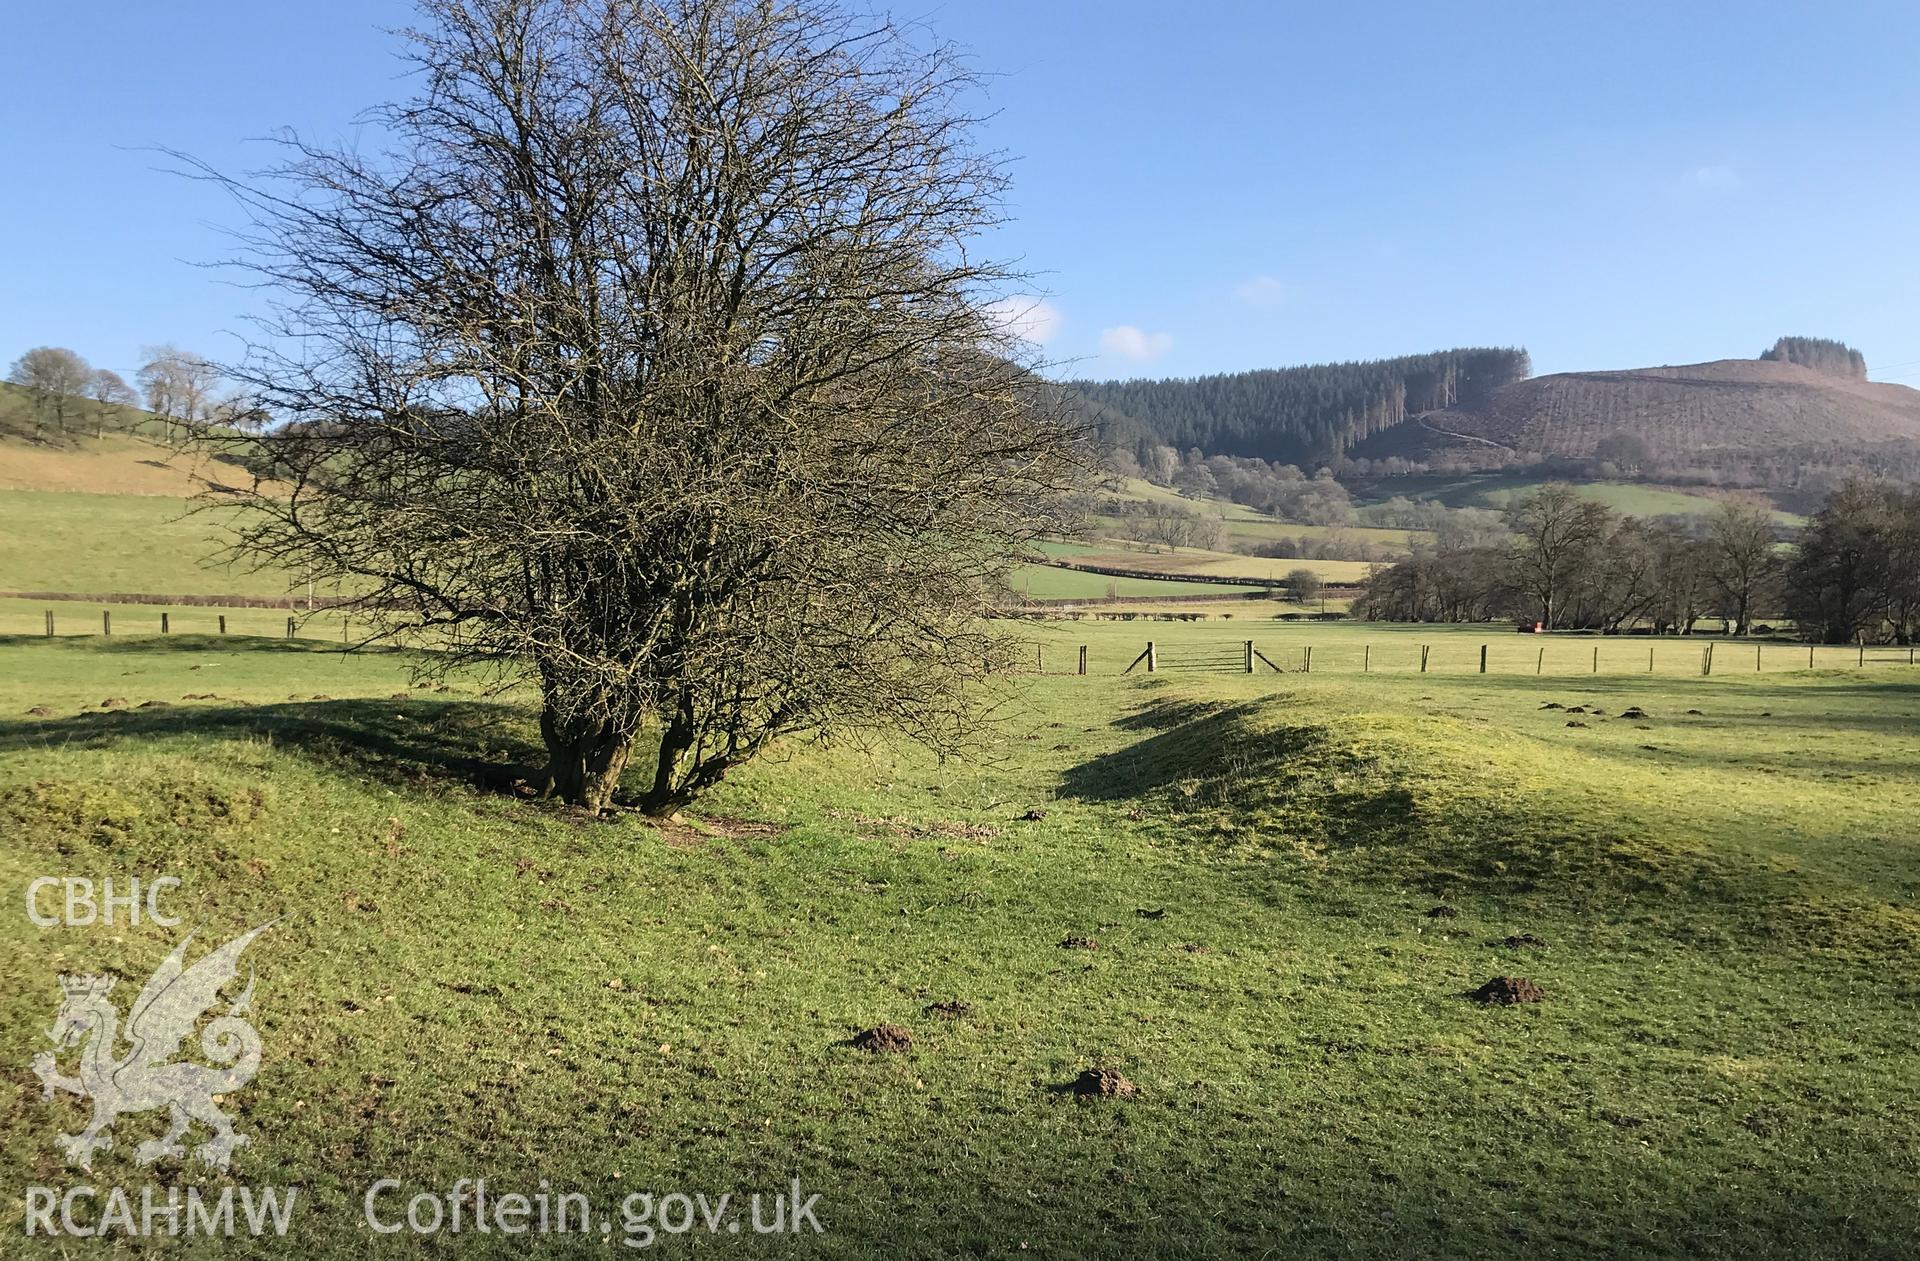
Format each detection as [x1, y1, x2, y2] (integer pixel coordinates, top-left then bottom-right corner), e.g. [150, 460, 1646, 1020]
[1085, 341, 1920, 500]
[1075, 348, 1531, 466]
[1392, 358, 1920, 471]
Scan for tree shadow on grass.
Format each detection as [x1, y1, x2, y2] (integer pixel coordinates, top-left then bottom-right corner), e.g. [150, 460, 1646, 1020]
[0, 633, 416, 658]
[0, 698, 553, 803]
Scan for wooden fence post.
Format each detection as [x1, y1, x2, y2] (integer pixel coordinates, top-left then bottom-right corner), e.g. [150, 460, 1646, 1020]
[1648, 646, 1653, 673]
[1078, 645, 1087, 676]
[44, 609, 54, 637]
[287, 617, 296, 639]
[1146, 641, 1156, 673]
[1536, 646, 1544, 675]
[1479, 644, 1487, 674]
[1363, 644, 1370, 673]
[1592, 645, 1598, 674]
[1303, 645, 1312, 673]
[1419, 645, 1429, 673]
[1809, 645, 1815, 669]
[161, 612, 169, 634]
[1858, 642, 1865, 667]
[103, 610, 111, 637]
[218, 615, 227, 635]
[1243, 640, 1253, 673]
[1756, 644, 1761, 672]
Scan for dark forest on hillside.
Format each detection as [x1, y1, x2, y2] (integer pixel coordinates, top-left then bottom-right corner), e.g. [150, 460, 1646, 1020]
[1075, 347, 1532, 466]
[1760, 335, 1868, 380]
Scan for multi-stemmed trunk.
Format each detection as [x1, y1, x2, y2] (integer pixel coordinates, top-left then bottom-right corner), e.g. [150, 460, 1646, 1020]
[539, 695, 721, 816]
[539, 706, 631, 814]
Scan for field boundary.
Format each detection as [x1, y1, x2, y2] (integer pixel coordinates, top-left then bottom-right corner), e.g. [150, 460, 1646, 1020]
[1038, 559, 1282, 589]
[0, 590, 351, 609]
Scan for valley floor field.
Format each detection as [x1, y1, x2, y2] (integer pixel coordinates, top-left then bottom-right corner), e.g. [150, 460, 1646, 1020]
[3, 629, 1917, 1257]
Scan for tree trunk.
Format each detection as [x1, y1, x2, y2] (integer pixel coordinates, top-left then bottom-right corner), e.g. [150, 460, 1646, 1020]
[540, 707, 631, 813]
[640, 696, 697, 816]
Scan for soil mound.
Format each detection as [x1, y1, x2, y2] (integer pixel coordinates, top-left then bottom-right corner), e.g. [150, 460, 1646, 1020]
[850, 1023, 914, 1053]
[1069, 1068, 1138, 1099]
[1469, 976, 1546, 1005]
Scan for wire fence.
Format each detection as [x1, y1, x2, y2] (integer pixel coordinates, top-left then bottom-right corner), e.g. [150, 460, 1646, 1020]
[1024, 637, 1920, 678]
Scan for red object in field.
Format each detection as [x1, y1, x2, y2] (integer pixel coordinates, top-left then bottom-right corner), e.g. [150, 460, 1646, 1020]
[1516, 620, 1544, 634]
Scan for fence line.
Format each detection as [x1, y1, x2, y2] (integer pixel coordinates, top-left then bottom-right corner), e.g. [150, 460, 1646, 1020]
[1021, 639, 1920, 677]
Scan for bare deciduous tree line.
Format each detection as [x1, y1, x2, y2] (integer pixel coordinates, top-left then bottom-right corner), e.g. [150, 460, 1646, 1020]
[4, 343, 242, 442]
[1359, 484, 1785, 636]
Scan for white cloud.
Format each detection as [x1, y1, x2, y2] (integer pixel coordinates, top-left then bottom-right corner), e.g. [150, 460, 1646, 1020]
[983, 295, 1062, 346]
[1690, 163, 1739, 191]
[1233, 274, 1295, 308]
[1098, 325, 1173, 363]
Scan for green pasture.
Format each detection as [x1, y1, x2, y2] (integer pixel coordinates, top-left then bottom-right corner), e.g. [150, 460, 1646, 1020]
[1354, 475, 1806, 525]
[2, 629, 1917, 1257]
[0, 490, 303, 598]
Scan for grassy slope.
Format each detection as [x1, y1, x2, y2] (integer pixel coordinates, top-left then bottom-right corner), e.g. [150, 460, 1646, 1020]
[1352, 474, 1806, 525]
[2, 630, 1917, 1257]
[0, 492, 298, 597]
[0, 402, 305, 598]
[1109, 478, 1427, 550]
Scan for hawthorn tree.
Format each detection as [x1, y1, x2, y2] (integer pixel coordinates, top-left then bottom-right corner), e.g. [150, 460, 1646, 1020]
[203, 0, 1084, 813]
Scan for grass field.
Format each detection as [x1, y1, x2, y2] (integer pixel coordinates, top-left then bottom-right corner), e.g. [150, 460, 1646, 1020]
[1353, 474, 1807, 525]
[1103, 478, 1428, 554]
[3, 627, 1918, 1257]
[0, 435, 247, 498]
[0, 492, 307, 598]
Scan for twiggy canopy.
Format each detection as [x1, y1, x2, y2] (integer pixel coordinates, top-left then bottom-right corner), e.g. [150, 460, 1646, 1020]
[205, 0, 1086, 811]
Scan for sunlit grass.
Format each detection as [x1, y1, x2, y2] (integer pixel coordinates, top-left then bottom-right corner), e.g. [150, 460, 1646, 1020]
[1, 633, 1916, 1256]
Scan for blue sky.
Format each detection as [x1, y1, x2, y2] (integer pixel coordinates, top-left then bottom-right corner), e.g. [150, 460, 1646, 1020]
[4, 1, 1919, 386]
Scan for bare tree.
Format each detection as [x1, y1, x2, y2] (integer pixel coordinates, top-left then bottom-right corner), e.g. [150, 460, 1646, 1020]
[7, 346, 93, 434]
[1703, 495, 1778, 635]
[138, 345, 220, 444]
[1649, 523, 1705, 635]
[1282, 567, 1322, 607]
[1592, 517, 1661, 633]
[1506, 483, 1612, 628]
[86, 368, 139, 438]
[206, 388, 274, 433]
[199, 0, 1085, 813]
